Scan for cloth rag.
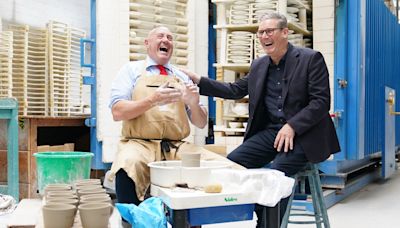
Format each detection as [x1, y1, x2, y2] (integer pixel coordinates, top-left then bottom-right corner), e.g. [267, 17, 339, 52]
[211, 168, 295, 207]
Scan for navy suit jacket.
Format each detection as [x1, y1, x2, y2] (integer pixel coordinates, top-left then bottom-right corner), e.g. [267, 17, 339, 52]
[199, 43, 340, 163]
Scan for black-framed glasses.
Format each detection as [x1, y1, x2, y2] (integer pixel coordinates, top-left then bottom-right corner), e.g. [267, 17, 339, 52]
[256, 28, 283, 37]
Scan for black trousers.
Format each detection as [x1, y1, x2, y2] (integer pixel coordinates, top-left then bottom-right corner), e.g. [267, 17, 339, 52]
[227, 128, 308, 227]
[115, 169, 141, 206]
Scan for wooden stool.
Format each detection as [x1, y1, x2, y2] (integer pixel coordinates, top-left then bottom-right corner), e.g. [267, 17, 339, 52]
[0, 98, 19, 202]
[281, 163, 330, 228]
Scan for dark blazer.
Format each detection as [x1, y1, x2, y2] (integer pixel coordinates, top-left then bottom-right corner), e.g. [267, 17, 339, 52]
[199, 43, 340, 163]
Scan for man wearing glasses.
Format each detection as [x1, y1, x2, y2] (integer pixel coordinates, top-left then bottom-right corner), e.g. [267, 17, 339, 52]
[183, 12, 340, 227]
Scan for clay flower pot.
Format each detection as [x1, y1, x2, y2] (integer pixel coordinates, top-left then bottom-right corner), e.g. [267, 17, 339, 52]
[42, 203, 76, 228]
[78, 203, 113, 228]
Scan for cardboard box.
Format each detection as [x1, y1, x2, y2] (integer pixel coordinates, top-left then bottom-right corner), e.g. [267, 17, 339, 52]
[203, 145, 227, 157]
[37, 143, 74, 152]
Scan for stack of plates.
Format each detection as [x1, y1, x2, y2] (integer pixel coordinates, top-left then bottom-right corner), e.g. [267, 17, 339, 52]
[251, 0, 278, 23]
[129, 0, 189, 68]
[289, 32, 304, 47]
[253, 35, 266, 58]
[0, 31, 13, 98]
[230, 1, 251, 24]
[227, 31, 253, 64]
[304, 38, 312, 48]
[8, 24, 29, 115]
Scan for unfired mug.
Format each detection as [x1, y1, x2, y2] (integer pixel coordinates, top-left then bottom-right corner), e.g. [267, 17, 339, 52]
[42, 203, 76, 228]
[181, 152, 201, 167]
[79, 203, 113, 228]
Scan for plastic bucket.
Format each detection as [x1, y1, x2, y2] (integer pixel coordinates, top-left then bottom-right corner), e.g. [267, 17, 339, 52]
[33, 152, 94, 194]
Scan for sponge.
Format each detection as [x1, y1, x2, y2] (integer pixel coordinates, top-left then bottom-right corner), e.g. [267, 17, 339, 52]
[204, 184, 223, 193]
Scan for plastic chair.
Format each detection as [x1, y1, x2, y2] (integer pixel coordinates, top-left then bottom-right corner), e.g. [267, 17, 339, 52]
[281, 163, 330, 228]
[0, 98, 19, 202]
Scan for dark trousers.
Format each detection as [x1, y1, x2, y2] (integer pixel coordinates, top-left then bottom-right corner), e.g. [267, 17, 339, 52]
[115, 169, 141, 206]
[227, 128, 308, 227]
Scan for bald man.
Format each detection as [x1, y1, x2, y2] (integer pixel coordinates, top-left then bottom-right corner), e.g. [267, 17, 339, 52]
[108, 26, 235, 208]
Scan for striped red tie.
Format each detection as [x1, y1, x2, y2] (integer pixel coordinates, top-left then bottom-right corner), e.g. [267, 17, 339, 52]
[157, 65, 168, 75]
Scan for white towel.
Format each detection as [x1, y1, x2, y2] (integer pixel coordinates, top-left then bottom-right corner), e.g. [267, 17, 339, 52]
[211, 168, 295, 207]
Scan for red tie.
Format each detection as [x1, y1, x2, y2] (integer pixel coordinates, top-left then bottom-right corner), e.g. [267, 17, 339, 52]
[157, 65, 168, 76]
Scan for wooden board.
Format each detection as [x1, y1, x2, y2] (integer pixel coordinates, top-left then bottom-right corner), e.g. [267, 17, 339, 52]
[7, 199, 42, 228]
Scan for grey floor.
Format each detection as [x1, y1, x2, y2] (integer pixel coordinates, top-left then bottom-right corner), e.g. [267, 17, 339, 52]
[1, 169, 399, 228]
[205, 168, 400, 228]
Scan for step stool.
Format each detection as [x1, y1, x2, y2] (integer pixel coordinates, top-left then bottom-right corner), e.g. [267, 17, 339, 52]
[0, 98, 19, 202]
[281, 163, 330, 228]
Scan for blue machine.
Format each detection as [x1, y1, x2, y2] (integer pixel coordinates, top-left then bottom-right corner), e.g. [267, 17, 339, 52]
[320, 0, 400, 207]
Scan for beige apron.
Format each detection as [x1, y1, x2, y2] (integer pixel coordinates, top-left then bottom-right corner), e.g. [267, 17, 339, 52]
[109, 63, 240, 200]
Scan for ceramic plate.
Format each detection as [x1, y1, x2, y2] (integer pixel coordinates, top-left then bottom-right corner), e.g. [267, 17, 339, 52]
[228, 50, 251, 55]
[228, 44, 251, 49]
[231, 10, 250, 15]
[232, 5, 248, 10]
[253, 3, 276, 9]
[255, 0, 277, 3]
[231, 31, 253, 35]
[230, 59, 250, 63]
[231, 20, 249, 24]
[228, 55, 251, 61]
[287, 7, 300, 14]
[229, 40, 252, 45]
[231, 15, 249, 20]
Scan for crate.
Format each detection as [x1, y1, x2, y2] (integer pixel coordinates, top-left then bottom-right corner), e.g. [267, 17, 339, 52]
[226, 31, 253, 64]
[8, 24, 29, 115]
[27, 27, 49, 116]
[0, 31, 13, 98]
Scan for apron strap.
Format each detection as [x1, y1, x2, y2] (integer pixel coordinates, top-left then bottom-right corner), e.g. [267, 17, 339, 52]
[160, 140, 185, 160]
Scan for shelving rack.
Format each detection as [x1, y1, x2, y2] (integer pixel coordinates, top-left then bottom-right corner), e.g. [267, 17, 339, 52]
[211, 0, 312, 137]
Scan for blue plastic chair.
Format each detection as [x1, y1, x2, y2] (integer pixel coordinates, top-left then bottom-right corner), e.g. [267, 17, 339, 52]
[281, 163, 330, 228]
[0, 98, 19, 202]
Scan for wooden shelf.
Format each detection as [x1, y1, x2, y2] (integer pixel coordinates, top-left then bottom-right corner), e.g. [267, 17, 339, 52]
[213, 63, 250, 72]
[214, 125, 246, 133]
[223, 114, 249, 119]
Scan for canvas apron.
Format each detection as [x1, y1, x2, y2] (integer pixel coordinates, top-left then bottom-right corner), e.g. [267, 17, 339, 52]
[109, 63, 235, 200]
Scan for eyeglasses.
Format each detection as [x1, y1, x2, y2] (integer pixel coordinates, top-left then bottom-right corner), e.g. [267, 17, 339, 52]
[256, 28, 283, 37]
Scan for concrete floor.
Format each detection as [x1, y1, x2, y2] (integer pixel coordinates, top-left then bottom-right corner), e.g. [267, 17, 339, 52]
[1, 169, 399, 228]
[206, 168, 400, 228]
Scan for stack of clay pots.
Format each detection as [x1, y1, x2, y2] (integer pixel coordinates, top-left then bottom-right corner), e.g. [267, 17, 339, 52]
[42, 179, 113, 228]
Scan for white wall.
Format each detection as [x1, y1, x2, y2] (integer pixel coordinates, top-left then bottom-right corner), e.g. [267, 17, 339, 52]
[0, 0, 89, 33]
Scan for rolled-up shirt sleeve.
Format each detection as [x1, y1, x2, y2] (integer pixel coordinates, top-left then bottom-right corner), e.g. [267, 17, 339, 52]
[109, 63, 139, 108]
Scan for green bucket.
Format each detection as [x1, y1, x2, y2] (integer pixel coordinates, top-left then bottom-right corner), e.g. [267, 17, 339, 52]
[33, 152, 94, 194]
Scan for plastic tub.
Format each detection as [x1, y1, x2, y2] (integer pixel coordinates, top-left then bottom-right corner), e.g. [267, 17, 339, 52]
[148, 160, 232, 188]
[33, 152, 93, 195]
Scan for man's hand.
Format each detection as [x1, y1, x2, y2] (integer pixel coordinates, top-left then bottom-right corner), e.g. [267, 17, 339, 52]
[181, 83, 200, 107]
[149, 82, 182, 106]
[180, 68, 201, 84]
[274, 123, 295, 153]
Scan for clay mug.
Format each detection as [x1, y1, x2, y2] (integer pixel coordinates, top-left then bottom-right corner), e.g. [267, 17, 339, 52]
[46, 183, 72, 189]
[44, 186, 72, 196]
[80, 196, 112, 205]
[76, 184, 103, 192]
[46, 198, 79, 207]
[80, 193, 110, 200]
[75, 179, 101, 186]
[180, 152, 201, 167]
[78, 188, 106, 197]
[79, 203, 113, 228]
[231, 102, 249, 116]
[42, 203, 76, 228]
[46, 194, 78, 201]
